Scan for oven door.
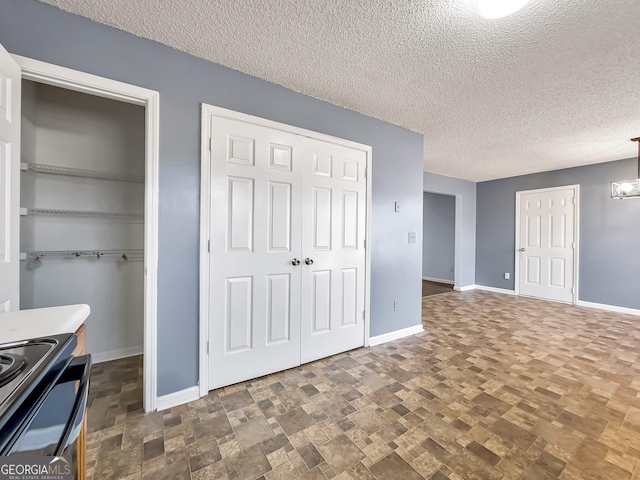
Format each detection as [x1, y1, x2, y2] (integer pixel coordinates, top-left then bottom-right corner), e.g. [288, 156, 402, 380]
[6, 355, 91, 477]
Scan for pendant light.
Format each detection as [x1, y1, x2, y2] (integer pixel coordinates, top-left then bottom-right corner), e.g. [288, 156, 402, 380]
[611, 137, 640, 199]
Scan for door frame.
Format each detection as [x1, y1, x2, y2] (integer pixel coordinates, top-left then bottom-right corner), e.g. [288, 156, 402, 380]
[514, 184, 580, 304]
[199, 104, 372, 397]
[13, 55, 160, 412]
[422, 190, 459, 290]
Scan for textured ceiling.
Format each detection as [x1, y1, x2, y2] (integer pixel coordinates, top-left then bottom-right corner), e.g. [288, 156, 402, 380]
[38, 0, 640, 181]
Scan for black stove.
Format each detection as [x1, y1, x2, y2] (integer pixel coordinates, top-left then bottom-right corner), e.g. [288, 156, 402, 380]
[0, 333, 84, 456]
[0, 353, 26, 386]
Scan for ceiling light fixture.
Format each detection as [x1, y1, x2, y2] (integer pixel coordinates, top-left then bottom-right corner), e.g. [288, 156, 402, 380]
[611, 137, 640, 199]
[478, 0, 532, 19]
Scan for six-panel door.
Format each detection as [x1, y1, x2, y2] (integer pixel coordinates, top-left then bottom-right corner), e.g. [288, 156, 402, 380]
[300, 138, 366, 364]
[208, 114, 367, 390]
[518, 188, 576, 303]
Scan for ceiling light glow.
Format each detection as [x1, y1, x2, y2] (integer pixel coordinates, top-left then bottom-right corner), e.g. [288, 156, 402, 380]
[478, 0, 532, 19]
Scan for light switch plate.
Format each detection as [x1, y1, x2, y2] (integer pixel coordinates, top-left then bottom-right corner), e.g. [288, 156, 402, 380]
[393, 300, 400, 311]
[394, 201, 400, 213]
[408, 232, 417, 243]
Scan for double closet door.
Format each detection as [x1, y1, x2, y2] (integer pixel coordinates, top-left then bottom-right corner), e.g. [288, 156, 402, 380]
[208, 113, 367, 390]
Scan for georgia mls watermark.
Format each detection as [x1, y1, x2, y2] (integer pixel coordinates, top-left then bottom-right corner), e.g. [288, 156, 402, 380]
[0, 456, 72, 480]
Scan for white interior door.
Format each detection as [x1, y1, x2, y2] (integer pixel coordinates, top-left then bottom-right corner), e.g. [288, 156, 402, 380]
[206, 110, 368, 390]
[517, 186, 577, 303]
[208, 116, 304, 390]
[300, 138, 366, 363]
[0, 44, 20, 312]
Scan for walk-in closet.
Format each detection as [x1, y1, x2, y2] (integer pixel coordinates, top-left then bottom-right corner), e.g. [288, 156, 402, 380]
[20, 80, 145, 365]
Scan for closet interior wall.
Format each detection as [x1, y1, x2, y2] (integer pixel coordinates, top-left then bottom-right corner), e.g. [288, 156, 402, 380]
[20, 80, 145, 362]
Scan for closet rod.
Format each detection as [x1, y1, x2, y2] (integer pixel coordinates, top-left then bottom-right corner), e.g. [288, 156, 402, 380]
[26, 208, 144, 222]
[22, 162, 145, 183]
[24, 249, 144, 262]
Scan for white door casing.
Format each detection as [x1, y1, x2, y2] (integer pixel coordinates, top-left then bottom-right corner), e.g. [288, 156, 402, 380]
[11, 54, 160, 413]
[516, 185, 578, 304]
[0, 45, 20, 312]
[203, 105, 371, 392]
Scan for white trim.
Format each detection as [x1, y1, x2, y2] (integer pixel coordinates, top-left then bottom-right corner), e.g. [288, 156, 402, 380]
[576, 300, 640, 316]
[368, 324, 424, 347]
[199, 104, 372, 396]
[92, 346, 143, 364]
[454, 284, 477, 292]
[515, 184, 580, 305]
[364, 147, 373, 349]
[454, 285, 640, 316]
[198, 105, 210, 399]
[156, 386, 200, 412]
[422, 276, 454, 285]
[474, 285, 515, 295]
[13, 55, 160, 413]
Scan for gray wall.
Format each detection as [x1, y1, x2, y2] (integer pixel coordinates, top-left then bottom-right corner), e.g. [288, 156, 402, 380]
[423, 172, 476, 288]
[422, 192, 455, 282]
[476, 158, 640, 309]
[1, 0, 424, 395]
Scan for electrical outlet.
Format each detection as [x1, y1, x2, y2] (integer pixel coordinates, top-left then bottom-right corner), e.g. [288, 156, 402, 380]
[408, 232, 417, 243]
[504, 272, 510, 280]
[393, 300, 400, 311]
[394, 201, 401, 213]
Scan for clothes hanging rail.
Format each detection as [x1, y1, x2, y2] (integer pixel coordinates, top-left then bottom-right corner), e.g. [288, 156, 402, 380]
[22, 162, 145, 183]
[24, 249, 144, 264]
[26, 208, 144, 222]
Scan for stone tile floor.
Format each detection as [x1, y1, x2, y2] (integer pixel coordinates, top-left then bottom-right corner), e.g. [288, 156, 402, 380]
[86, 291, 640, 479]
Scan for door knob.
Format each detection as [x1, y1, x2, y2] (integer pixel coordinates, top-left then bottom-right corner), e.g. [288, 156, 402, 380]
[292, 258, 301, 266]
[518, 248, 526, 252]
[305, 258, 314, 265]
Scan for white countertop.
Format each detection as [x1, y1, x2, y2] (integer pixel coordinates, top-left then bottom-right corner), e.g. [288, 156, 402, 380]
[0, 304, 90, 344]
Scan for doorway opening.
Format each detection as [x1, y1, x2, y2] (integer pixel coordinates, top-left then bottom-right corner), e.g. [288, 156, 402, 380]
[15, 55, 160, 412]
[422, 191, 456, 297]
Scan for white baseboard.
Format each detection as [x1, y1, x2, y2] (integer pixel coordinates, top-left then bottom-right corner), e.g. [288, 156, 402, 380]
[454, 284, 477, 292]
[369, 324, 424, 347]
[92, 345, 143, 364]
[576, 300, 640, 316]
[422, 276, 454, 285]
[474, 285, 515, 295]
[156, 386, 200, 412]
[449, 285, 639, 315]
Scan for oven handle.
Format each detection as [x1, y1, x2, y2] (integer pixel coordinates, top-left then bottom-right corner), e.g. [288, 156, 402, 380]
[55, 354, 92, 456]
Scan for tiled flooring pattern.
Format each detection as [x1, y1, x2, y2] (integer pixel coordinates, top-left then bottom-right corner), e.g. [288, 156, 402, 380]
[87, 291, 640, 479]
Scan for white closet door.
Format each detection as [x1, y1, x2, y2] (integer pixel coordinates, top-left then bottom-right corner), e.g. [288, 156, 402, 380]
[208, 116, 303, 390]
[517, 187, 576, 303]
[0, 44, 20, 312]
[300, 139, 366, 363]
